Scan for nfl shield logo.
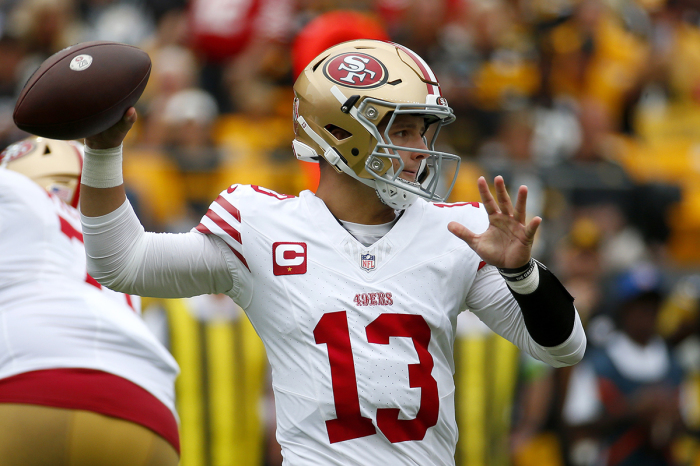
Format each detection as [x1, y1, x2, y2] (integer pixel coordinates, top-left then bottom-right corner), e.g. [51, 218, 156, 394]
[361, 253, 376, 271]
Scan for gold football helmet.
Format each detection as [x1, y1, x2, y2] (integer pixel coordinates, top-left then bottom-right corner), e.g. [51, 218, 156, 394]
[0, 137, 83, 207]
[292, 39, 460, 209]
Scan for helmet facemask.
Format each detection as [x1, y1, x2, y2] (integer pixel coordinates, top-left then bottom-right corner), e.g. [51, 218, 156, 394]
[357, 98, 460, 209]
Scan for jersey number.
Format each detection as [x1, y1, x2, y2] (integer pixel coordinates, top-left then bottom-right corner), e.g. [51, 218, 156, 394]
[59, 216, 83, 243]
[313, 311, 439, 444]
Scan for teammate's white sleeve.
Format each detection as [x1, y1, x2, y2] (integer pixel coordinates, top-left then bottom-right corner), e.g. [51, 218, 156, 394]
[465, 265, 586, 367]
[81, 199, 237, 298]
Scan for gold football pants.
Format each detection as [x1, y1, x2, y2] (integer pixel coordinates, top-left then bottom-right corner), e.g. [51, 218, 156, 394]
[0, 404, 179, 466]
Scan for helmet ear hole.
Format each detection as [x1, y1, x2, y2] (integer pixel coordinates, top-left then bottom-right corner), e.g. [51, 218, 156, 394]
[44, 146, 51, 155]
[325, 124, 352, 141]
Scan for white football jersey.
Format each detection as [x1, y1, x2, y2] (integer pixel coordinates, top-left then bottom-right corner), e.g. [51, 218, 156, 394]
[0, 169, 179, 415]
[194, 185, 583, 465]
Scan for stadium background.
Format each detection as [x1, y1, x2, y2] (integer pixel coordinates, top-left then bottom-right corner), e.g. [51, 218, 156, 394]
[2, 0, 700, 464]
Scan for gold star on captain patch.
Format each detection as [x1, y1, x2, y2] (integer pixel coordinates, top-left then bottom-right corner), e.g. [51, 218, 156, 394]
[288, 267, 292, 271]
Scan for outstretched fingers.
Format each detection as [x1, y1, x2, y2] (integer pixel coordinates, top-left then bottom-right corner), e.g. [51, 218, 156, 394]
[448, 221, 477, 249]
[513, 185, 528, 224]
[477, 176, 500, 216]
[524, 216, 542, 241]
[493, 176, 514, 217]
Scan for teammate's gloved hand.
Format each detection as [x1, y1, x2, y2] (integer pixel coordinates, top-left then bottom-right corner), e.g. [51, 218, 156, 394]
[447, 175, 541, 269]
[85, 107, 137, 150]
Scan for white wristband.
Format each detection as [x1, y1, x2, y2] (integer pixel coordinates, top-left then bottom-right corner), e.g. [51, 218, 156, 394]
[499, 259, 541, 295]
[81, 144, 124, 188]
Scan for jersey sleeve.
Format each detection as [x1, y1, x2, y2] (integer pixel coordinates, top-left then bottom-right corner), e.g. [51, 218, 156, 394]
[81, 198, 236, 299]
[192, 185, 256, 307]
[464, 266, 586, 367]
[194, 187, 250, 272]
[441, 199, 585, 366]
[432, 200, 490, 271]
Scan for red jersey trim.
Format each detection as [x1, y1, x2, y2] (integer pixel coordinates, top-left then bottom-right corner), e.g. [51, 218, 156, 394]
[195, 223, 251, 271]
[0, 369, 180, 454]
[59, 216, 84, 242]
[85, 273, 102, 289]
[214, 195, 241, 222]
[124, 293, 134, 311]
[204, 208, 242, 244]
[434, 202, 480, 208]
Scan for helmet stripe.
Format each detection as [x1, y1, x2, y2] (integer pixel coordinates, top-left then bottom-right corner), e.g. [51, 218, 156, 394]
[69, 142, 83, 208]
[390, 42, 441, 96]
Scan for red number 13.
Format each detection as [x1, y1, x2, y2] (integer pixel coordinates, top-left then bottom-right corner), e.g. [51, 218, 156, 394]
[313, 312, 439, 444]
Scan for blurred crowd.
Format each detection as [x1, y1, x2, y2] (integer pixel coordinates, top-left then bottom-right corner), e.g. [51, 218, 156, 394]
[4, 0, 700, 464]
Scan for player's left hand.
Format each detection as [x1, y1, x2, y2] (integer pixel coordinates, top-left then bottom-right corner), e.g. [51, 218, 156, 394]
[447, 176, 541, 269]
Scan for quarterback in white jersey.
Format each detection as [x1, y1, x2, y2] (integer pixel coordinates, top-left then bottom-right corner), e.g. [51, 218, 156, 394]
[80, 40, 586, 465]
[0, 137, 180, 465]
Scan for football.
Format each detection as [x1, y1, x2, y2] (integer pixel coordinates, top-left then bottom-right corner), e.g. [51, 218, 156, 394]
[13, 41, 151, 140]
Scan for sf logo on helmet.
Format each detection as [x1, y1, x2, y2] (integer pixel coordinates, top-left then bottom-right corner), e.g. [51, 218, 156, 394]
[0, 140, 34, 165]
[338, 56, 375, 83]
[324, 53, 388, 89]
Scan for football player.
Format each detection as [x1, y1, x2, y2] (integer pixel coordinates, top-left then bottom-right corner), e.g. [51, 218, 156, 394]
[79, 40, 586, 465]
[0, 137, 180, 466]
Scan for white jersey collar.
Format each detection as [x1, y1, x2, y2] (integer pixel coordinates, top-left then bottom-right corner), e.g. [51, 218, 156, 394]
[300, 190, 425, 261]
[336, 216, 399, 247]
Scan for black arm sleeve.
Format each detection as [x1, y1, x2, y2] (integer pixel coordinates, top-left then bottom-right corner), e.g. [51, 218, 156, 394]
[508, 263, 576, 347]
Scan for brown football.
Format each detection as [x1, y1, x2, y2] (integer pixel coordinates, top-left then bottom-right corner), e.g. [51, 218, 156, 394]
[13, 41, 151, 140]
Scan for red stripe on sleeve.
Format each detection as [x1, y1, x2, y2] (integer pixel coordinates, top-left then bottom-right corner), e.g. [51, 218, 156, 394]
[85, 274, 102, 289]
[214, 195, 241, 222]
[195, 223, 211, 235]
[228, 246, 250, 271]
[195, 224, 250, 271]
[205, 209, 242, 244]
[124, 294, 134, 312]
